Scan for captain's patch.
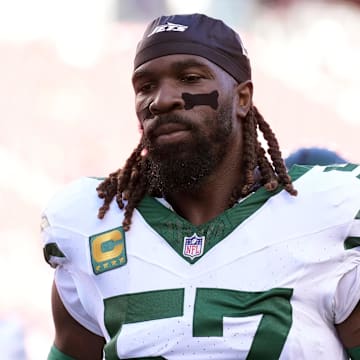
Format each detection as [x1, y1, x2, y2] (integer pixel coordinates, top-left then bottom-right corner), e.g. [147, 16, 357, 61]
[89, 227, 127, 275]
[183, 233, 205, 260]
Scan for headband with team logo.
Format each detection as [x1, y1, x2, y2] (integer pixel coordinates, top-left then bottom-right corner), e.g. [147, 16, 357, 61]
[134, 13, 251, 83]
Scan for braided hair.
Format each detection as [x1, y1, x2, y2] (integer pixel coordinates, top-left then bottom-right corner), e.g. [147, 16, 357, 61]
[96, 105, 297, 231]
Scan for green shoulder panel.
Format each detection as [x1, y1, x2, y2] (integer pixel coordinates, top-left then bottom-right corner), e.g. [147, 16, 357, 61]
[324, 163, 359, 173]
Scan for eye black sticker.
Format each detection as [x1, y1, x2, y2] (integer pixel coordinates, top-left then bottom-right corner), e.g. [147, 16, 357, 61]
[182, 90, 219, 110]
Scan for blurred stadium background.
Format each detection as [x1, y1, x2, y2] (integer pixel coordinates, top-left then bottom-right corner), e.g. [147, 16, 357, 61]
[1, 0, 359, 358]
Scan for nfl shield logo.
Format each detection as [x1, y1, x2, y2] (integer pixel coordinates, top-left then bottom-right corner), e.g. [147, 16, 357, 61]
[183, 233, 205, 260]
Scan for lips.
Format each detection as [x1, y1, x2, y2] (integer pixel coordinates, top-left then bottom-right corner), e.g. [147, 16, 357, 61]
[144, 114, 194, 145]
[152, 123, 189, 138]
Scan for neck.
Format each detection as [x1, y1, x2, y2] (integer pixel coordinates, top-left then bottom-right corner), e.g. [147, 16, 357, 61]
[165, 161, 243, 226]
[159, 126, 245, 225]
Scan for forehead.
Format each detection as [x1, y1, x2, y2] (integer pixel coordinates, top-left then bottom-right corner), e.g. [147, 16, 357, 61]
[132, 54, 223, 78]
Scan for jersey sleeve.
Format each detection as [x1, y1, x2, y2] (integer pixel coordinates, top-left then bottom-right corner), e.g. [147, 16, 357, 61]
[334, 262, 360, 324]
[40, 177, 104, 336]
[40, 177, 88, 268]
[54, 267, 103, 336]
[41, 215, 68, 268]
[333, 166, 360, 324]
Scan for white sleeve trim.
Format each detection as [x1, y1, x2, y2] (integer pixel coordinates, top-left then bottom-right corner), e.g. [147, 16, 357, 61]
[334, 264, 360, 324]
[349, 219, 360, 237]
[55, 267, 103, 336]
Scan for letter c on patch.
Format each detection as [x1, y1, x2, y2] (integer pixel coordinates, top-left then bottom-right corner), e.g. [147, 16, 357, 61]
[92, 230, 123, 263]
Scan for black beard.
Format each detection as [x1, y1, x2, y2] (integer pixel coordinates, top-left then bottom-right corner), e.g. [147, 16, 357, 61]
[143, 103, 234, 195]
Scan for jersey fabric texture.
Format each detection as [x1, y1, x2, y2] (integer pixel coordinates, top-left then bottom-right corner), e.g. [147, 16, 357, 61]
[41, 164, 360, 360]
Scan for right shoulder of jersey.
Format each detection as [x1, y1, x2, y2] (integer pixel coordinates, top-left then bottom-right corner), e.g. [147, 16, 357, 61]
[41, 177, 125, 268]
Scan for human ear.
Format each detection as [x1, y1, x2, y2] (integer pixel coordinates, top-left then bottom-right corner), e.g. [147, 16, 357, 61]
[235, 80, 253, 118]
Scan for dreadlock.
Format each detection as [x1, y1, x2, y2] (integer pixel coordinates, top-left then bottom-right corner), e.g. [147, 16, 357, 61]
[96, 105, 297, 231]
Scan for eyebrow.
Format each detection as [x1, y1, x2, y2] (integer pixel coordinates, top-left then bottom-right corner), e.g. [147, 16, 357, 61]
[132, 58, 212, 83]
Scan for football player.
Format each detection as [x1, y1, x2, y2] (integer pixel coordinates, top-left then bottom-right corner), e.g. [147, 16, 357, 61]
[42, 13, 360, 359]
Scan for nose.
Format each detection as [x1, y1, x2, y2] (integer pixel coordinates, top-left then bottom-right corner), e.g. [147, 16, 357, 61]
[148, 81, 184, 116]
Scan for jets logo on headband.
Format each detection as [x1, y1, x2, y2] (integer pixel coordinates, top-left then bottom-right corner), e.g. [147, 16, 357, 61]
[148, 22, 189, 37]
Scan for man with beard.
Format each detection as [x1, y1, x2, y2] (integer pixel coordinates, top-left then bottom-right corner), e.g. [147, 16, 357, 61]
[42, 13, 360, 360]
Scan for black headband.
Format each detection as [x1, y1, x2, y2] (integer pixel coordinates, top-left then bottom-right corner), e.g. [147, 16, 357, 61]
[134, 13, 252, 83]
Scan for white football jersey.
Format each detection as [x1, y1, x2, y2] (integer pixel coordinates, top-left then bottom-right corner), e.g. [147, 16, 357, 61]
[41, 164, 360, 359]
